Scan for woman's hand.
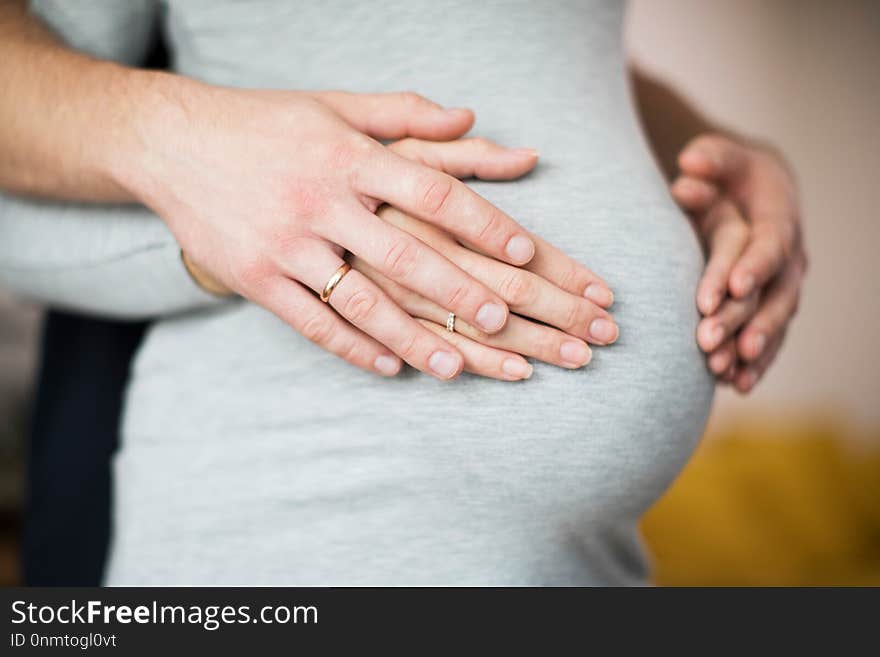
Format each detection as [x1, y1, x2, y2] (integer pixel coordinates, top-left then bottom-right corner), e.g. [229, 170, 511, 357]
[671, 134, 807, 392]
[180, 130, 616, 380]
[116, 80, 616, 380]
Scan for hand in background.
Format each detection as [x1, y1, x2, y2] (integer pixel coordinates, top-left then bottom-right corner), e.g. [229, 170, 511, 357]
[671, 134, 807, 393]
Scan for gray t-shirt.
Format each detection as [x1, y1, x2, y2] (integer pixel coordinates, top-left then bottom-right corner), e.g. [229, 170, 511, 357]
[0, 0, 714, 585]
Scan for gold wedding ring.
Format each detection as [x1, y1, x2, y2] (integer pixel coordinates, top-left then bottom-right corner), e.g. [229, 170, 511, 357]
[446, 312, 456, 333]
[320, 263, 352, 302]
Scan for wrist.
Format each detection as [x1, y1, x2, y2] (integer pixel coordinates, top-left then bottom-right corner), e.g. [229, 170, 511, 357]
[102, 69, 206, 206]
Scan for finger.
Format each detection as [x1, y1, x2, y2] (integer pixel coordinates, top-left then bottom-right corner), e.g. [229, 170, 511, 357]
[696, 200, 751, 314]
[734, 332, 784, 394]
[696, 289, 760, 352]
[706, 338, 737, 376]
[727, 222, 789, 298]
[321, 205, 511, 333]
[728, 178, 800, 298]
[678, 133, 749, 182]
[521, 232, 614, 308]
[736, 253, 805, 362]
[350, 257, 594, 370]
[313, 90, 474, 141]
[375, 204, 613, 311]
[289, 247, 465, 380]
[353, 150, 537, 266]
[389, 137, 539, 181]
[671, 175, 720, 213]
[469, 313, 593, 369]
[254, 275, 402, 377]
[419, 319, 533, 381]
[451, 246, 618, 345]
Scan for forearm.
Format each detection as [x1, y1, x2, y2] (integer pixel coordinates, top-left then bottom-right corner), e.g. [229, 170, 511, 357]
[0, 193, 226, 318]
[0, 0, 175, 202]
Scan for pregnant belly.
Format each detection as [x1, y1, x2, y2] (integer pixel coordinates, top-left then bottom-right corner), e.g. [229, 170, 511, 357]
[114, 166, 714, 584]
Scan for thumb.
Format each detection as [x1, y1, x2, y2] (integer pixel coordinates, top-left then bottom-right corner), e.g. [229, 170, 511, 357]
[313, 91, 474, 141]
[678, 133, 750, 183]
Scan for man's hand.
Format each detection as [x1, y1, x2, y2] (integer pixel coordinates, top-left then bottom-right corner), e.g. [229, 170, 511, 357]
[671, 134, 807, 393]
[117, 82, 612, 381]
[185, 135, 618, 381]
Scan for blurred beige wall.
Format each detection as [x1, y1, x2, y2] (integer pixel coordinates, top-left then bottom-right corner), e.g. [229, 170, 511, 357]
[627, 0, 880, 431]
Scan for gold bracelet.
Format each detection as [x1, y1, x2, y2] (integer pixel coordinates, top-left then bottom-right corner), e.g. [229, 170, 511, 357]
[180, 250, 234, 297]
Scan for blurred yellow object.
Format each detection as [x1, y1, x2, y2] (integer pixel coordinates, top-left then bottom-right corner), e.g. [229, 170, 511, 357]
[641, 416, 880, 586]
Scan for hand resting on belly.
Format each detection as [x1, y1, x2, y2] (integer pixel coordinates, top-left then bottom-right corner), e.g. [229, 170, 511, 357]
[184, 135, 621, 381]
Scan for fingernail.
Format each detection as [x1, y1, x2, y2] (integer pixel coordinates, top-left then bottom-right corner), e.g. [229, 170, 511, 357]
[700, 290, 719, 314]
[374, 355, 400, 376]
[709, 324, 724, 349]
[446, 107, 471, 117]
[505, 234, 535, 264]
[709, 351, 728, 373]
[584, 283, 614, 307]
[511, 147, 540, 157]
[752, 333, 766, 358]
[737, 272, 755, 296]
[589, 318, 618, 343]
[502, 358, 533, 380]
[560, 340, 591, 367]
[428, 350, 460, 379]
[742, 369, 757, 390]
[475, 302, 506, 332]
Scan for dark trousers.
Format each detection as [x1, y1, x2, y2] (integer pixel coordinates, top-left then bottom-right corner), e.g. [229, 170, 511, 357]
[23, 311, 146, 585]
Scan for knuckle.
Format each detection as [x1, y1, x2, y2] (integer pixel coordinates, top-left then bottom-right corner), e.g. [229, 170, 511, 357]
[300, 312, 335, 346]
[281, 181, 329, 220]
[339, 338, 363, 365]
[444, 283, 470, 311]
[400, 91, 425, 108]
[396, 331, 420, 362]
[383, 238, 420, 280]
[557, 265, 585, 294]
[470, 136, 493, 150]
[390, 137, 418, 156]
[476, 207, 507, 245]
[560, 301, 582, 332]
[268, 232, 307, 261]
[328, 133, 375, 171]
[342, 287, 380, 323]
[537, 330, 561, 361]
[498, 270, 534, 306]
[231, 253, 272, 292]
[419, 175, 454, 217]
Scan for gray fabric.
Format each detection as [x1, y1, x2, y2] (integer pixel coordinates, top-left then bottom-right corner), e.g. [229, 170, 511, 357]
[8, 0, 715, 585]
[0, 198, 223, 318]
